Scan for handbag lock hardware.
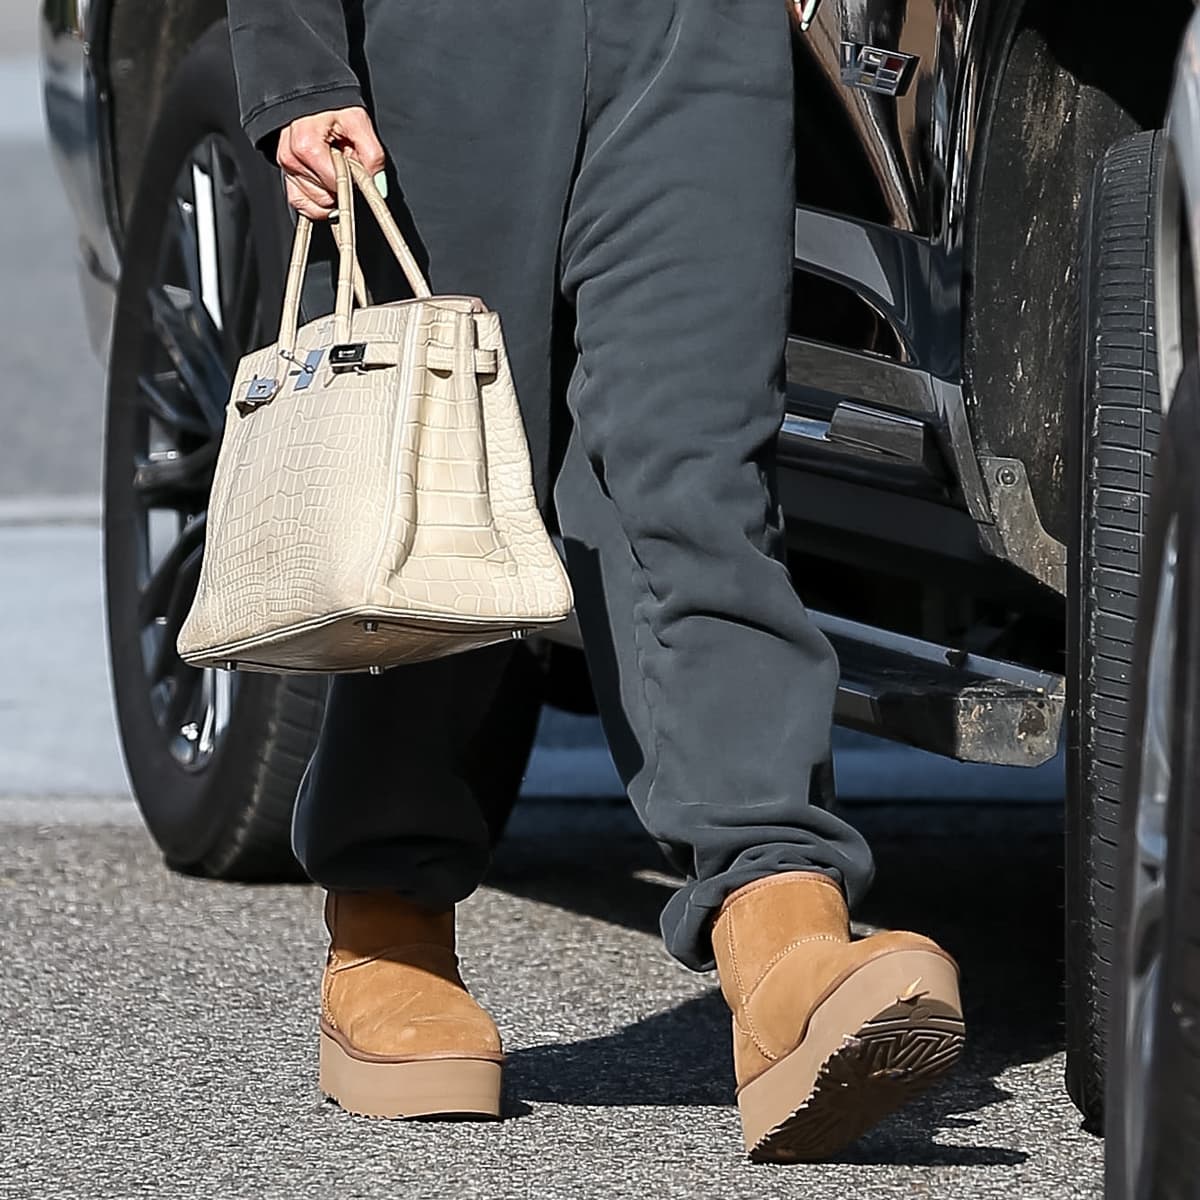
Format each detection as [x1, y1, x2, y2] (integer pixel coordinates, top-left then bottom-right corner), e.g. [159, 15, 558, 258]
[279, 347, 324, 390]
[235, 375, 278, 417]
[330, 342, 368, 372]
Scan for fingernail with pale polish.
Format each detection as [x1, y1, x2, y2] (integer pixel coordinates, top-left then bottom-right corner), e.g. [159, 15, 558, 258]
[373, 171, 388, 199]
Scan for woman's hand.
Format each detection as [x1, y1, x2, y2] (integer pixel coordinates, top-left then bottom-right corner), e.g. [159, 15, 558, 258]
[276, 106, 387, 220]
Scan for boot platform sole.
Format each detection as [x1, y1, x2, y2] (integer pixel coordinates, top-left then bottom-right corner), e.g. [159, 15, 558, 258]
[738, 948, 965, 1162]
[319, 1028, 503, 1120]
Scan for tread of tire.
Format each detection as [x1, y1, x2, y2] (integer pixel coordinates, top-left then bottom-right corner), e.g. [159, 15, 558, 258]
[201, 676, 325, 881]
[1068, 129, 1161, 1125]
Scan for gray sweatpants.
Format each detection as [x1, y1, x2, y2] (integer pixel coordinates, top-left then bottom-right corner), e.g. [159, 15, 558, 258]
[291, 0, 875, 970]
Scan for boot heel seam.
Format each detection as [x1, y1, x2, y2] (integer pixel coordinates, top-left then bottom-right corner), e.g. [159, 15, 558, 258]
[747, 934, 844, 995]
[721, 912, 748, 1005]
[321, 956, 338, 1031]
[722, 912, 777, 1062]
[735, 1013, 779, 1065]
[740, 935, 845, 1059]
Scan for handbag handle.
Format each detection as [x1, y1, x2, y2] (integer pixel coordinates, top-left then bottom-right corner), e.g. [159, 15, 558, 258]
[277, 144, 433, 355]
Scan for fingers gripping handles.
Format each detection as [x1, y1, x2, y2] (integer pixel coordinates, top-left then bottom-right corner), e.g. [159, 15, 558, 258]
[277, 145, 433, 356]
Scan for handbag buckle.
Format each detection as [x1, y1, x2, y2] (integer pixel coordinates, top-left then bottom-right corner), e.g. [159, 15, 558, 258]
[330, 342, 368, 372]
[279, 347, 324, 390]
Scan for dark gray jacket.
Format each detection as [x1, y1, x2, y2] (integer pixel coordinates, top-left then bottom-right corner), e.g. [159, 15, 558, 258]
[228, 0, 362, 152]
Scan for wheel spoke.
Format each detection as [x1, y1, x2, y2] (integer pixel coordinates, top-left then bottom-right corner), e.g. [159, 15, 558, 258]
[138, 513, 206, 626]
[146, 541, 204, 687]
[125, 131, 253, 771]
[226, 236, 262, 361]
[167, 159, 230, 354]
[133, 441, 218, 508]
[136, 371, 210, 438]
[208, 140, 254, 355]
[147, 284, 228, 431]
[170, 185, 206, 318]
[161, 652, 202, 735]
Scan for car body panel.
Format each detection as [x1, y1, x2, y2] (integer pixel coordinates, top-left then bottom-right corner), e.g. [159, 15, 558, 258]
[45, 0, 1010, 539]
[38, 0, 1186, 698]
[40, 0, 120, 358]
[1158, 6, 1200, 408]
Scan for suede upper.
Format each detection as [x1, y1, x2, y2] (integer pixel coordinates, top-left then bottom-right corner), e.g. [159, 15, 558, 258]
[321, 892, 502, 1061]
[712, 872, 955, 1088]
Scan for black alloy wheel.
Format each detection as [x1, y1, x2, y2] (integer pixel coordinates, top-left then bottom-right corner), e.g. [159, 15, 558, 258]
[105, 24, 324, 878]
[103, 23, 546, 876]
[1106, 360, 1200, 1200]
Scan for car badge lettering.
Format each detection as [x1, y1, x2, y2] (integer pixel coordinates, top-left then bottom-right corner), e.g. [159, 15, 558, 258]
[794, 0, 822, 31]
[840, 43, 917, 98]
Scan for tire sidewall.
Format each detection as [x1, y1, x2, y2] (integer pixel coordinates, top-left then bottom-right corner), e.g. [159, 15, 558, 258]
[1105, 361, 1200, 1197]
[1156, 386, 1200, 1192]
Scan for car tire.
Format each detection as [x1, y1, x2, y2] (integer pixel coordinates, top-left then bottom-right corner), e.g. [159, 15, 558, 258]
[105, 23, 324, 880]
[1106, 359, 1200, 1200]
[1066, 129, 1164, 1125]
[106, 24, 544, 879]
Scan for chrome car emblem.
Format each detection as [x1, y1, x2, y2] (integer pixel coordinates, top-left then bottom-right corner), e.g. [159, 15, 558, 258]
[793, 0, 822, 31]
[840, 43, 917, 98]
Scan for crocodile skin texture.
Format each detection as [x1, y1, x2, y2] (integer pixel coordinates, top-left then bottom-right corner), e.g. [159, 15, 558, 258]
[177, 150, 572, 673]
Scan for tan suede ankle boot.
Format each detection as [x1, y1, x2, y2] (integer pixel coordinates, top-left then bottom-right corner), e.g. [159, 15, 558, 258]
[712, 872, 965, 1162]
[318, 891, 503, 1119]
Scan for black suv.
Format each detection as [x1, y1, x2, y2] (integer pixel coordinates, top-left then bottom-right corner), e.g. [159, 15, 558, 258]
[40, 0, 1196, 1130]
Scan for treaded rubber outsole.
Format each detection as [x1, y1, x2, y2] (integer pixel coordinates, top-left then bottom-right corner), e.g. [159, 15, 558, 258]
[749, 1003, 966, 1163]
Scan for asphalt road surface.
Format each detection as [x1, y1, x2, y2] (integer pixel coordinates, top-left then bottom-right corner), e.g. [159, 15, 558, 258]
[1, 798, 1100, 1200]
[0, 18, 1102, 1200]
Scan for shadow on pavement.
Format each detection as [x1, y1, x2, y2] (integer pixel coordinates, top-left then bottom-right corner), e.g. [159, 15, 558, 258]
[487, 798, 1071, 1166]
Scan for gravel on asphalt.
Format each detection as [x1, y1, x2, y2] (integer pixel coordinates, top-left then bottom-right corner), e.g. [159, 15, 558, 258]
[0, 796, 1102, 1200]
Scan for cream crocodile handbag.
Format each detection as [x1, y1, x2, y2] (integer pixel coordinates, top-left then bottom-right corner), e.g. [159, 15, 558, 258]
[177, 145, 573, 674]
